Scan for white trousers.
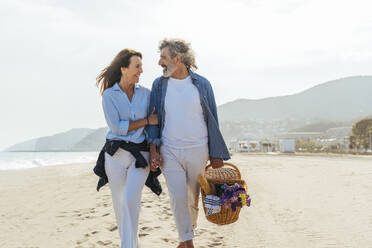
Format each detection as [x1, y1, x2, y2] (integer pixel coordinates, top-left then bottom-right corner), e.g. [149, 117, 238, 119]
[160, 144, 209, 242]
[105, 149, 150, 248]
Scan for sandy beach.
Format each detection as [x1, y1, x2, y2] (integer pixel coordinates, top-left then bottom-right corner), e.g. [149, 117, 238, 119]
[1, 153, 372, 248]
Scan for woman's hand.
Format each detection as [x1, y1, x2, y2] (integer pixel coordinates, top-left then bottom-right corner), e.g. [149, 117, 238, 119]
[147, 107, 158, 125]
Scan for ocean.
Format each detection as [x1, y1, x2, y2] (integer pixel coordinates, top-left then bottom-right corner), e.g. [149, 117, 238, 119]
[0, 151, 99, 170]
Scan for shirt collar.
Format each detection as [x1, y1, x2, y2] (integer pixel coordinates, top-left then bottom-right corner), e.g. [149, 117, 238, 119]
[113, 83, 140, 92]
[112, 83, 121, 91]
[188, 70, 198, 80]
[161, 70, 197, 81]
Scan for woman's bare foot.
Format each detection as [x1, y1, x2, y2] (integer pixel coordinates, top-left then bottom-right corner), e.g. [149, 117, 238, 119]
[185, 240, 194, 248]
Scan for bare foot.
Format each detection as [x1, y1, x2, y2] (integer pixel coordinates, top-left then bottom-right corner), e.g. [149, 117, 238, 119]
[185, 239, 194, 248]
[176, 242, 185, 248]
[177, 239, 194, 248]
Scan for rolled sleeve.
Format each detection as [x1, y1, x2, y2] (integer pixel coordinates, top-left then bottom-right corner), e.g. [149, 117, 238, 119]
[147, 134, 162, 146]
[144, 125, 162, 146]
[102, 94, 129, 136]
[147, 80, 162, 146]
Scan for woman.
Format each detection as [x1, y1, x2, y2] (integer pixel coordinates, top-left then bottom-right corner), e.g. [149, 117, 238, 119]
[96, 49, 158, 248]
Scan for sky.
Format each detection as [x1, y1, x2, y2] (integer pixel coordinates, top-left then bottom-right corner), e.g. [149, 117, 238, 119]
[0, 0, 371, 150]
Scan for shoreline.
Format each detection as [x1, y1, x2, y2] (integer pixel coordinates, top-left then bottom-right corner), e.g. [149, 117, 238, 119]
[1, 151, 371, 172]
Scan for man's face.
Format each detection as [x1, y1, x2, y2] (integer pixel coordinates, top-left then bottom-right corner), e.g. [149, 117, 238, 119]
[158, 47, 177, 77]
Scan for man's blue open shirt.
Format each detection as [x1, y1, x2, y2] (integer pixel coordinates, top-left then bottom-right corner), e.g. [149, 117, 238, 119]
[146, 71, 230, 160]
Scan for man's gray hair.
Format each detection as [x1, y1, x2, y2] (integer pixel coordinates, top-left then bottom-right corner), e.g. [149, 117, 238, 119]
[159, 38, 197, 71]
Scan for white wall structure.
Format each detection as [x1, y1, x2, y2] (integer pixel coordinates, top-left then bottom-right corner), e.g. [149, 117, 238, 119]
[279, 139, 295, 153]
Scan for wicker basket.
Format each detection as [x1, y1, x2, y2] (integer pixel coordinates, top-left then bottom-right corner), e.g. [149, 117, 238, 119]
[200, 163, 246, 225]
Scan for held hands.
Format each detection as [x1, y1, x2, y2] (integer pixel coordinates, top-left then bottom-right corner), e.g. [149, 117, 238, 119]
[150, 145, 162, 171]
[210, 158, 224, 168]
[147, 107, 158, 125]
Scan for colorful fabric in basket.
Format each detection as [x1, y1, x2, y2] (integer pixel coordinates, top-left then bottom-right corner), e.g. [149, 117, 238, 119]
[204, 195, 221, 216]
[220, 183, 251, 212]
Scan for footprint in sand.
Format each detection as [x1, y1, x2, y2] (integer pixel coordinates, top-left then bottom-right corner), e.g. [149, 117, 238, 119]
[197, 228, 208, 234]
[160, 216, 170, 221]
[207, 243, 222, 247]
[97, 240, 112, 246]
[107, 224, 118, 232]
[140, 226, 153, 231]
[76, 238, 88, 244]
[206, 237, 224, 247]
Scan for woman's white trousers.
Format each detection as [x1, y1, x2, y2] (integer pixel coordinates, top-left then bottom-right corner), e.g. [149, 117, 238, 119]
[105, 148, 150, 248]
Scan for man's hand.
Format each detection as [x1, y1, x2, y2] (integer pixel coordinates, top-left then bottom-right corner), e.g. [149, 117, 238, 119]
[210, 158, 224, 169]
[150, 144, 162, 171]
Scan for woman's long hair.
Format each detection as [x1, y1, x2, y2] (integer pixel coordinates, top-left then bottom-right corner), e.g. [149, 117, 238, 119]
[96, 49, 142, 95]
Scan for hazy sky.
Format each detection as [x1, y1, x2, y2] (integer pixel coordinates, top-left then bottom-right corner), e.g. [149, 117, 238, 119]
[0, 0, 371, 149]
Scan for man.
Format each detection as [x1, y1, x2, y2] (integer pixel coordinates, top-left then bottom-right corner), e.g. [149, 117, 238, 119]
[147, 38, 230, 248]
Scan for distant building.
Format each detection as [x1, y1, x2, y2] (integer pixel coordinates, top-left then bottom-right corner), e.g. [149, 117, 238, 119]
[275, 132, 322, 153]
[260, 140, 275, 152]
[230, 140, 259, 152]
[230, 140, 248, 152]
[249, 141, 260, 152]
[279, 139, 295, 153]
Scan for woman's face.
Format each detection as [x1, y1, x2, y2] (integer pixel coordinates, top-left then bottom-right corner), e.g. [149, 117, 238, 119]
[121, 55, 143, 84]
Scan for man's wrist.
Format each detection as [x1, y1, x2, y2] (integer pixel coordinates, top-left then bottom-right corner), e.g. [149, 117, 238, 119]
[150, 143, 157, 153]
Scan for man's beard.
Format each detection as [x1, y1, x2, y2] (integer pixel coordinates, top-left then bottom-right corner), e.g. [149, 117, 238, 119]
[162, 62, 176, 77]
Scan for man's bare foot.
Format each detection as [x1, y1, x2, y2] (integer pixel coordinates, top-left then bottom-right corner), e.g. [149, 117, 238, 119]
[176, 242, 185, 248]
[177, 240, 194, 248]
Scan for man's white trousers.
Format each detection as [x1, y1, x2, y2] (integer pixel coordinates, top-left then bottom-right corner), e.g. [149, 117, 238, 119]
[160, 144, 209, 242]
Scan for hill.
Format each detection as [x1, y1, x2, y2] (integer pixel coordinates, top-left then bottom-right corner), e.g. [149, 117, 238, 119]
[218, 76, 372, 122]
[219, 76, 372, 141]
[5, 128, 97, 151]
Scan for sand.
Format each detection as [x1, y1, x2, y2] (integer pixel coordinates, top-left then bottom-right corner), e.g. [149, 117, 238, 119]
[1, 153, 372, 248]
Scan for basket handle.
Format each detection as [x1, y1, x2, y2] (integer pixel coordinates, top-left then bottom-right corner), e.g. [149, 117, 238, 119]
[205, 162, 241, 179]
